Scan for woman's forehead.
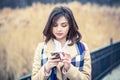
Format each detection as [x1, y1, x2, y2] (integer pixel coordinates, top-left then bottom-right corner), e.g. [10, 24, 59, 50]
[53, 16, 68, 24]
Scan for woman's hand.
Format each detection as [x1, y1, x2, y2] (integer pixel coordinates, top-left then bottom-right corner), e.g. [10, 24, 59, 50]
[61, 52, 71, 71]
[44, 53, 61, 73]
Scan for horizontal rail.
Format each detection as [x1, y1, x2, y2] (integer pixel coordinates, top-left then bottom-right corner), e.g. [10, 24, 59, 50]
[17, 74, 31, 80]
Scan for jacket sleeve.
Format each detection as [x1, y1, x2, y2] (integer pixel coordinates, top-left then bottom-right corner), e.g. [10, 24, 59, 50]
[63, 42, 91, 80]
[32, 43, 49, 80]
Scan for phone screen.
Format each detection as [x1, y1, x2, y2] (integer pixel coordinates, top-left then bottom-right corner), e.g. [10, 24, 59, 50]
[51, 52, 60, 59]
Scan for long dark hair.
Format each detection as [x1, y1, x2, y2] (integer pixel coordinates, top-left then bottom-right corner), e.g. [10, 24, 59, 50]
[43, 6, 82, 46]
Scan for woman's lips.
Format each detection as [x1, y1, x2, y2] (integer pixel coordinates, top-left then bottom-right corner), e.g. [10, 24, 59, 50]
[56, 33, 63, 36]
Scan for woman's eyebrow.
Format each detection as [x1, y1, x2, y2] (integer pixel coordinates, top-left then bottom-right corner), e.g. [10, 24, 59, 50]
[61, 21, 68, 24]
[56, 21, 68, 24]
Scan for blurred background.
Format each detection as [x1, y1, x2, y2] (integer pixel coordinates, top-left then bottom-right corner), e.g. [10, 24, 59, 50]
[0, 0, 120, 80]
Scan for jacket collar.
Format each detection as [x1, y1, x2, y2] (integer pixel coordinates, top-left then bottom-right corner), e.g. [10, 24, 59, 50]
[44, 39, 77, 58]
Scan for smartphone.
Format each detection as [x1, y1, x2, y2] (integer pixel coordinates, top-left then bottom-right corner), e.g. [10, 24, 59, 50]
[51, 52, 60, 59]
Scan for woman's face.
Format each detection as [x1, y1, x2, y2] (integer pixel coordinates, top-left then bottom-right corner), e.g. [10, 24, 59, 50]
[52, 16, 70, 41]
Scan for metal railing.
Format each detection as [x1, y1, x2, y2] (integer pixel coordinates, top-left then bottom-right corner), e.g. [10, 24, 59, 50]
[17, 41, 120, 80]
[17, 74, 31, 80]
[91, 41, 120, 80]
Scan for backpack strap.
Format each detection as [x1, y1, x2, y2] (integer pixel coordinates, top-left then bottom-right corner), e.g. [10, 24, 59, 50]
[76, 42, 85, 70]
[40, 44, 48, 66]
[40, 45, 57, 80]
[71, 42, 85, 71]
[67, 42, 86, 80]
[41, 48, 45, 66]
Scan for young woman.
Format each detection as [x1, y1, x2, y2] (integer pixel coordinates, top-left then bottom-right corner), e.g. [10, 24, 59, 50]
[32, 6, 91, 80]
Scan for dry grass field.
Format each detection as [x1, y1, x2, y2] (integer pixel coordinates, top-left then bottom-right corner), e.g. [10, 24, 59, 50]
[0, 1, 120, 79]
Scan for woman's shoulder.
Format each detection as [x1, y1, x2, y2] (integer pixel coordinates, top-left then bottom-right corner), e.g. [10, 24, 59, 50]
[36, 42, 45, 50]
[80, 41, 89, 51]
[37, 42, 45, 46]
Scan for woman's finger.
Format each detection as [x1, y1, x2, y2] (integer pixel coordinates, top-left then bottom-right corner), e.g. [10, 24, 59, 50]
[62, 59, 71, 64]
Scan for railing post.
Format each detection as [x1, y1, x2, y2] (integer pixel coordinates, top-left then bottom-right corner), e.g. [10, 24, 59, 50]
[110, 38, 113, 45]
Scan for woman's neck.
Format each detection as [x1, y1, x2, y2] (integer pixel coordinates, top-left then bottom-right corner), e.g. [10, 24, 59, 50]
[56, 39, 66, 47]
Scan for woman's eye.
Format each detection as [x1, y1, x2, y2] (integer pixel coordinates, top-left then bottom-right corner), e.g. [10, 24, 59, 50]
[53, 24, 58, 27]
[62, 23, 67, 27]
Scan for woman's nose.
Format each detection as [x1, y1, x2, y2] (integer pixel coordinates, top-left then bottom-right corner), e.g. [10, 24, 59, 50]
[57, 26, 62, 31]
